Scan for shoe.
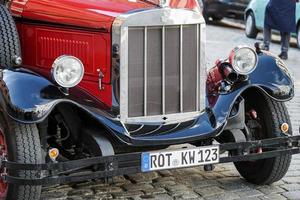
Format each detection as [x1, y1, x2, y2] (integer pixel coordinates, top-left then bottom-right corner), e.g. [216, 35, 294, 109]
[278, 52, 288, 60]
[261, 45, 269, 51]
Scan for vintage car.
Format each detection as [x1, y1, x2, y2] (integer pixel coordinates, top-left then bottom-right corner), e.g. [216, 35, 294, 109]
[203, 0, 250, 21]
[245, 0, 300, 49]
[0, 0, 299, 199]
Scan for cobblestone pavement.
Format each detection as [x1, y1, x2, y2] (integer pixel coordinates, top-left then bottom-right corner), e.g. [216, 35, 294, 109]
[41, 22, 300, 200]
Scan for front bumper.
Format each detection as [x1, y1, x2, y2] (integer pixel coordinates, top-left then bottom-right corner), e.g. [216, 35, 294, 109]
[2, 135, 300, 186]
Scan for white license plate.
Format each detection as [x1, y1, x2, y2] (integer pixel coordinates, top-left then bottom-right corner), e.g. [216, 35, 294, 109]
[141, 145, 219, 172]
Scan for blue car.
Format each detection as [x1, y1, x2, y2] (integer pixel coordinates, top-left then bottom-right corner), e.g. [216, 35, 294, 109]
[245, 0, 300, 48]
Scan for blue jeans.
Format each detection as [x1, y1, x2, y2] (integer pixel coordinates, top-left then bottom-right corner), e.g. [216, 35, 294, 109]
[263, 27, 291, 53]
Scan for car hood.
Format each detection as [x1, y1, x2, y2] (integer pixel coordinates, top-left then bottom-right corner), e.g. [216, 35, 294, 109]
[14, 0, 199, 31]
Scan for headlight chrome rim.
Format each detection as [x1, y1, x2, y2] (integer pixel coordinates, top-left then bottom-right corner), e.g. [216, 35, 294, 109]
[229, 46, 258, 75]
[52, 55, 84, 88]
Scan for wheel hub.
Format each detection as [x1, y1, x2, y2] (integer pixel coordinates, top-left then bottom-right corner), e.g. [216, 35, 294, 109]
[0, 130, 7, 198]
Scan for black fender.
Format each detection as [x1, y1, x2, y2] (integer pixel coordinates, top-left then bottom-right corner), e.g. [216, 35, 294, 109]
[0, 53, 294, 146]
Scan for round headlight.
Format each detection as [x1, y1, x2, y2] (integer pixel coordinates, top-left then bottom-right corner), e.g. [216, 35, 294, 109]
[229, 46, 258, 75]
[52, 56, 84, 88]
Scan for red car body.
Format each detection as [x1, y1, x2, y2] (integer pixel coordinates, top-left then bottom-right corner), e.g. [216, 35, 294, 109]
[10, 0, 200, 108]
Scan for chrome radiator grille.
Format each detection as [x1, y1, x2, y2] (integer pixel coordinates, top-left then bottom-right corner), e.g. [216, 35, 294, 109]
[128, 24, 200, 117]
[113, 8, 206, 124]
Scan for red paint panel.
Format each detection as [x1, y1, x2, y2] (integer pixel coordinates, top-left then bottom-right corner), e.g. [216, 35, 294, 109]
[19, 23, 112, 107]
[11, 0, 200, 30]
[21, 24, 111, 83]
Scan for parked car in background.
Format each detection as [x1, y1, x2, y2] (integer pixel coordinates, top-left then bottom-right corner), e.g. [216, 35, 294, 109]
[203, 0, 250, 21]
[245, 0, 300, 49]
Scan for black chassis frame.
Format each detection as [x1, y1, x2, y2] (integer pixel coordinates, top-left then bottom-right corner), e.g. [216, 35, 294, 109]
[1, 135, 300, 186]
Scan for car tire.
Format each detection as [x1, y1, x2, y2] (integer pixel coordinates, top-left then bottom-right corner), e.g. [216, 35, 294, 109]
[245, 12, 258, 39]
[0, 113, 44, 200]
[297, 24, 300, 49]
[0, 4, 21, 67]
[212, 16, 223, 22]
[234, 92, 292, 185]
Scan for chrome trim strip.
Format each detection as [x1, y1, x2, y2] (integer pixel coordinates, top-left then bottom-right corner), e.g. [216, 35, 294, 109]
[196, 24, 200, 111]
[139, 124, 163, 136]
[128, 124, 144, 134]
[144, 27, 148, 116]
[124, 111, 202, 124]
[162, 25, 166, 115]
[180, 25, 183, 113]
[119, 27, 129, 122]
[199, 23, 207, 111]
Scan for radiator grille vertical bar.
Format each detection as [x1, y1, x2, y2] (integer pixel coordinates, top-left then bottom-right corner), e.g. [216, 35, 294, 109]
[128, 28, 144, 117]
[144, 27, 148, 116]
[183, 25, 197, 112]
[180, 25, 183, 113]
[165, 26, 180, 114]
[162, 26, 166, 115]
[147, 27, 162, 116]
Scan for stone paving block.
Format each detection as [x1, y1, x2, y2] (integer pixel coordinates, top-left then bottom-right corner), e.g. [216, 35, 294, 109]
[285, 170, 300, 177]
[92, 186, 123, 195]
[282, 177, 300, 184]
[153, 180, 177, 187]
[66, 196, 84, 200]
[204, 191, 240, 200]
[176, 174, 205, 188]
[237, 188, 264, 198]
[202, 172, 225, 180]
[236, 198, 261, 200]
[122, 183, 154, 192]
[165, 184, 192, 196]
[141, 194, 173, 200]
[258, 194, 287, 200]
[126, 172, 159, 184]
[112, 190, 144, 199]
[217, 177, 250, 191]
[257, 185, 286, 195]
[173, 191, 200, 199]
[282, 191, 300, 200]
[67, 189, 94, 197]
[41, 190, 69, 199]
[194, 186, 225, 197]
[219, 170, 240, 177]
[190, 180, 219, 188]
[280, 183, 300, 191]
[143, 187, 167, 196]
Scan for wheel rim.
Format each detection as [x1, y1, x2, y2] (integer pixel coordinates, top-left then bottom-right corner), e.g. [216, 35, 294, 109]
[245, 15, 253, 35]
[0, 129, 7, 198]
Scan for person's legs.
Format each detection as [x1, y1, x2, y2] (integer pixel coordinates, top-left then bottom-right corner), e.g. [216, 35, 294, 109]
[263, 27, 272, 50]
[279, 32, 291, 60]
[280, 32, 291, 53]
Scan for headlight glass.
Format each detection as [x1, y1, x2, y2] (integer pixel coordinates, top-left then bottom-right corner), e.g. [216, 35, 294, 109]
[230, 47, 258, 75]
[52, 56, 84, 88]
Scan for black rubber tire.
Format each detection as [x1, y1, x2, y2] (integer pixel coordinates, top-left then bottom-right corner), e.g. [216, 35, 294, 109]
[0, 4, 21, 67]
[245, 12, 258, 39]
[0, 113, 43, 200]
[212, 16, 223, 22]
[234, 92, 292, 185]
